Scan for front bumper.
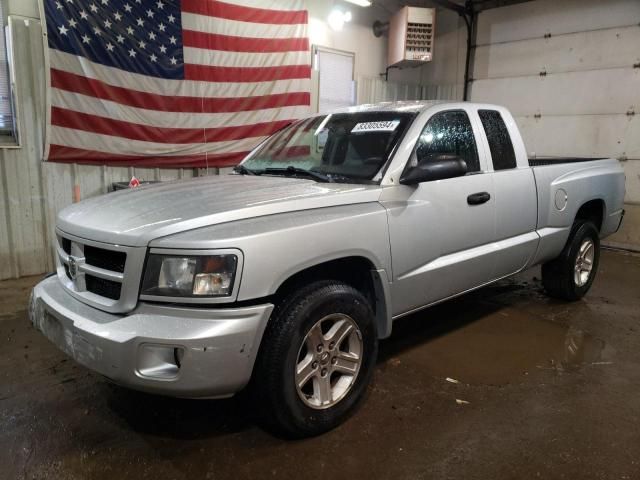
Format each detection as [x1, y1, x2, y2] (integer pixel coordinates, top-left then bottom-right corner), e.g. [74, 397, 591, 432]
[29, 276, 274, 398]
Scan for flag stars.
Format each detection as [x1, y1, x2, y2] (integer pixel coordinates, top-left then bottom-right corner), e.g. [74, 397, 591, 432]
[49, 0, 184, 77]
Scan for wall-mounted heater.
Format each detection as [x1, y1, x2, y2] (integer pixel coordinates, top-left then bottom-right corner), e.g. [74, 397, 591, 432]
[388, 6, 435, 68]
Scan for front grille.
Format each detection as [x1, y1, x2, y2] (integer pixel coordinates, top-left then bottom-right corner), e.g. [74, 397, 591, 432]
[58, 235, 129, 304]
[62, 238, 71, 254]
[84, 245, 126, 273]
[85, 275, 122, 300]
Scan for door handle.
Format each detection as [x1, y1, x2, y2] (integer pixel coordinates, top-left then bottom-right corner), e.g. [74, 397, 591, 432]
[467, 192, 491, 205]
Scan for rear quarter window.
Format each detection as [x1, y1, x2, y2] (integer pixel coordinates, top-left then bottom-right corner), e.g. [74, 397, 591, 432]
[478, 110, 517, 171]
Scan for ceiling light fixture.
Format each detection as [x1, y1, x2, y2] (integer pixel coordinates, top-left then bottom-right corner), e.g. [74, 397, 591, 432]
[344, 0, 372, 6]
[328, 8, 352, 31]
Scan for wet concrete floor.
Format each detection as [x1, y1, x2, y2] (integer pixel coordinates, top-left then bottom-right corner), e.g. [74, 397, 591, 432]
[1, 249, 640, 479]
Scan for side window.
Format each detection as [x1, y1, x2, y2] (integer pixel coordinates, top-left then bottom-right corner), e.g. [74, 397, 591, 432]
[478, 110, 517, 170]
[411, 110, 480, 173]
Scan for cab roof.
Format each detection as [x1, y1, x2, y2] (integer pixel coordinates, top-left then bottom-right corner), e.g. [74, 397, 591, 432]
[324, 100, 501, 115]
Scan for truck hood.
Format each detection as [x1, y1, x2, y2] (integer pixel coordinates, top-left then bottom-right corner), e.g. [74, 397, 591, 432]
[57, 175, 382, 246]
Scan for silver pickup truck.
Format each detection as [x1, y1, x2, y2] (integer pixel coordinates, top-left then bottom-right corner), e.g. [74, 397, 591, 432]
[30, 101, 625, 437]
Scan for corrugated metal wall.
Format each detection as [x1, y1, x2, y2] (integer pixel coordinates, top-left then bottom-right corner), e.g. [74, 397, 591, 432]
[0, 16, 48, 280]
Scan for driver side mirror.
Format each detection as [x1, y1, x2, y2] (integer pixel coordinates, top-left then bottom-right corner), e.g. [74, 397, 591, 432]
[400, 154, 468, 185]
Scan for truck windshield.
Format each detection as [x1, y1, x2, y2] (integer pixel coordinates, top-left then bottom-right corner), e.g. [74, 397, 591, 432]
[239, 112, 416, 183]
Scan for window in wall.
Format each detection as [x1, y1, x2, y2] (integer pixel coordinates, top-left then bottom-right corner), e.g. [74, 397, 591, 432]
[313, 46, 355, 114]
[0, 1, 16, 142]
[411, 110, 480, 173]
[478, 110, 516, 170]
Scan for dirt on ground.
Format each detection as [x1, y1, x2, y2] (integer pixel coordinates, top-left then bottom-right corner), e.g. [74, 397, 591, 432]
[1, 250, 639, 480]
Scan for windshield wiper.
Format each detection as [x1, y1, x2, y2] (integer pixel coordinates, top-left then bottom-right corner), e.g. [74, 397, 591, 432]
[263, 166, 332, 183]
[232, 165, 258, 176]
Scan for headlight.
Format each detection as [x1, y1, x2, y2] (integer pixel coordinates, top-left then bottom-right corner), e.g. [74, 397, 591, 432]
[141, 253, 237, 297]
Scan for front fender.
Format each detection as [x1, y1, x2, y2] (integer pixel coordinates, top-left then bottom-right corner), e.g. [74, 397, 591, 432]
[149, 203, 393, 302]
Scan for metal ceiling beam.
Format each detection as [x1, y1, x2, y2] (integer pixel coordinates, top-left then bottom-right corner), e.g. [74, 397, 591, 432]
[426, 0, 466, 15]
[471, 0, 534, 11]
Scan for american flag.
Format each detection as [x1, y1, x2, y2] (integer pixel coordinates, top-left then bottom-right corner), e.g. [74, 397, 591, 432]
[43, 0, 311, 167]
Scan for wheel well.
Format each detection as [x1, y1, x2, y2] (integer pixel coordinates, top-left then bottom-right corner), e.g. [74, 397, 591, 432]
[273, 257, 388, 335]
[575, 199, 604, 232]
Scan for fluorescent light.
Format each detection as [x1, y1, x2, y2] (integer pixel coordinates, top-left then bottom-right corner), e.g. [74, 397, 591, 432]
[328, 9, 346, 31]
[344, 0, 372, 6]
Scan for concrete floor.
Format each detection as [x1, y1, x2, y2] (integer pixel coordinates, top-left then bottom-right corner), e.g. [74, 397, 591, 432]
[1, 250, 640, 480]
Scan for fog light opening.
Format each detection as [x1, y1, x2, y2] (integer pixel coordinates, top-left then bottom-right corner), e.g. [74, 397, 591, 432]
[137, 344, 184, 380]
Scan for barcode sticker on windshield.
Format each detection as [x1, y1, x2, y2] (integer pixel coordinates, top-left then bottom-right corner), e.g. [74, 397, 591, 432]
[351, 120, 400, 133]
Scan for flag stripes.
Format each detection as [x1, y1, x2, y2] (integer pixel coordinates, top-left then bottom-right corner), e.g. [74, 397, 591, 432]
[44, 0, 310, 167]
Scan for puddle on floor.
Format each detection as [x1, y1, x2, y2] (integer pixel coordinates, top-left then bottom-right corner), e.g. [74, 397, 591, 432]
[380, 300, 610, 386]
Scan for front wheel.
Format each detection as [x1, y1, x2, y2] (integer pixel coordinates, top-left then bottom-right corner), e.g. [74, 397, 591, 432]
[542, 221, 600, 301]
[252, 281, 378, 438]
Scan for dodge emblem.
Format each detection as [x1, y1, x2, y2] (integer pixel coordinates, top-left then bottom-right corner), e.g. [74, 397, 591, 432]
[68, 256, 78, 280]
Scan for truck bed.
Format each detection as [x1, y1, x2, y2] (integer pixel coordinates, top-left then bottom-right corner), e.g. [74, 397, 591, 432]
[528, 157, 606, 167]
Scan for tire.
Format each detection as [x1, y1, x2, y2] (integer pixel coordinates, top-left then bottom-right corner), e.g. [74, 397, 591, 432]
[252, 280, 378, 438]
[542, 220, 600, 301]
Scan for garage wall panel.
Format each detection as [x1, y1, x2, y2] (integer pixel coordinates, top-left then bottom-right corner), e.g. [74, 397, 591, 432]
[470, 0, 640, 210]
[473, 69, 640, 117]
[515, 114, 639, 159]
[474, 26, 640, 81]
[475, 0, 640, 46]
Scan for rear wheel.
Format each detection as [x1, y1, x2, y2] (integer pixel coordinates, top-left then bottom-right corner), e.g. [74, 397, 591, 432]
[542, 221, 600, 301]
[252, 280, 377, 438]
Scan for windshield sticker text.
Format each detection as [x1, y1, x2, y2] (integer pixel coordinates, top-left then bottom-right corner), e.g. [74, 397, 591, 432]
[351, 120, 400, 134]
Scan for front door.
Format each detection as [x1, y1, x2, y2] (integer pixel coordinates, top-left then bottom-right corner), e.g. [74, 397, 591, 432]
[381, 109, 497, 316]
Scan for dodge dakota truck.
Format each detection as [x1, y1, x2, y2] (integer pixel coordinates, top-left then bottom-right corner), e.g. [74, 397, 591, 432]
[29, 101, 626, 438]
